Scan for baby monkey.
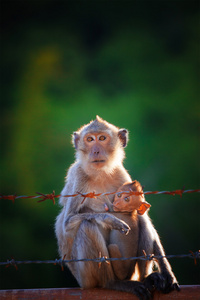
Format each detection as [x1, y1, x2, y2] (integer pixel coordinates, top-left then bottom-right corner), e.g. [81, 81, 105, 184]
[104, 180, 151, 282]
[105, 180, 151, 215]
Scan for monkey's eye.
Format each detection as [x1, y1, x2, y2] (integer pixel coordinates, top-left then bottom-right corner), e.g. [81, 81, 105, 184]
[99, 135, 106, 141]
[124, 197, 130, 202]
[117, 193, 122, 198]
[87, 137, 94, 142]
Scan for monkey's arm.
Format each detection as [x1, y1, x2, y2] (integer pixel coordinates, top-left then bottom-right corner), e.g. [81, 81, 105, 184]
[145, 237, 180, 293]
[143, 219, 180, 293]
[65, 212, 130, 235]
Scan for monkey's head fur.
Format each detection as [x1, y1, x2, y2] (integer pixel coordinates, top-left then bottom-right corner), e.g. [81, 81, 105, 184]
[72, 116, 129, 175]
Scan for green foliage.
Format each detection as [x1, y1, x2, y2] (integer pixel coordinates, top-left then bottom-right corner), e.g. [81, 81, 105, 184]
[0, 0, 199, 289]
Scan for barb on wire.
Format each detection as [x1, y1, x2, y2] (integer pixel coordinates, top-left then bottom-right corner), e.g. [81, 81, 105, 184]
[0, 189, 200, 203]
[142, 250, 155, 268]
[77, 191, 97, 204]
[98, 252, 110, 269]
[54, 255, 66, 271]
[0, 251, 199, 269]
[189, 250, 200, 265]
[37, 191, 58, 205]
[5, 257, 18, 270]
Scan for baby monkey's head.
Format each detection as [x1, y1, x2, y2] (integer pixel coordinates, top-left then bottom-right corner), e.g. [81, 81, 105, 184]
[113, 180, 151, 214]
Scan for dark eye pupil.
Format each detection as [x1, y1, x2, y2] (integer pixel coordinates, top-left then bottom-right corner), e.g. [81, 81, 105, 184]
[99, 136, 106, 141]
[87, 137, 93, 142]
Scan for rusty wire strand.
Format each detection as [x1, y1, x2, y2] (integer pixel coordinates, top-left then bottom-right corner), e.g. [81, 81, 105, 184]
[0, 251, 199, 269]
[0, 189, 200, 204]
[1, 190, 199, 269]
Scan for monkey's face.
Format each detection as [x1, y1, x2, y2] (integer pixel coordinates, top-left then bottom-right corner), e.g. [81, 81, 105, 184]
[113, 181, 150, 214]
[113, 191, 142, 212]
[113, 191, 150, 214]
[73, 116, 128, 175]
[83, 132, 111, 168]
[75, 130, 125, 172]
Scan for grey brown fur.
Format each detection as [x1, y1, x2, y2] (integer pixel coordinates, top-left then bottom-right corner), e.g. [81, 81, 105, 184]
[55, 116, 179, 299]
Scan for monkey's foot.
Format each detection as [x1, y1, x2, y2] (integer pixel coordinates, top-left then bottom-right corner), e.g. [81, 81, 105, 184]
[107, 280, 152, 300]
[144, 271, 180, 294]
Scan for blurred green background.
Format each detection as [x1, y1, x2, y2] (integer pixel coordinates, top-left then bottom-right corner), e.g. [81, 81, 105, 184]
[0, 0, 199, 290]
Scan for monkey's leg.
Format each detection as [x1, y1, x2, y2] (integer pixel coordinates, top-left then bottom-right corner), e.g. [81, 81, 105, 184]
[136, 220, 180, 295]
[69, 221, 151, 299]
[70, 220, 115, 288]
[135, 216, 155, 282]
[144, 239, 180, 294]
[108, 244, 128, 280]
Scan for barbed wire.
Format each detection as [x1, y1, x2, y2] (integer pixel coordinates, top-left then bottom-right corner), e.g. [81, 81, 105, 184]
[1, 190, 199, 269]
[1, 251, 200, 269]
[0, 188, 200, 204]
[1, 251, 199, 270]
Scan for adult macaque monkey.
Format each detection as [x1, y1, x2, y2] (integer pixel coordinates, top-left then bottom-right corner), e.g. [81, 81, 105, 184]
[55, 116, 179, 299]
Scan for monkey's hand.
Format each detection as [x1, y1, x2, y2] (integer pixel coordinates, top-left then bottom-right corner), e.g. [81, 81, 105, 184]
[100, 214, 130, 235]
[115, 219, 131, 235]
[144, 271, 180, 294]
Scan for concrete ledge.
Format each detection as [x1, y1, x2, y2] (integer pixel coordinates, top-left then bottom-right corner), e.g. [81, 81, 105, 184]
[0, 285, 199, 299]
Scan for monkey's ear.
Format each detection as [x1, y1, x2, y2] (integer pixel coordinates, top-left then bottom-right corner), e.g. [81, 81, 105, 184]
[129, 181, 137, 190]
[137, 202, 151, 215]
[118, 129, 128, 147]
[72, 132, 80, 149]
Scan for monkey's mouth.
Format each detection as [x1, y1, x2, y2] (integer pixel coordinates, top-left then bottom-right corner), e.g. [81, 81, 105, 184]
[92, 160, 106, 163]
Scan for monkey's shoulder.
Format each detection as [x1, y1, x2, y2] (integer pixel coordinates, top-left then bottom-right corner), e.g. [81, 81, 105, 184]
[66, 161, 84, 177]
[65, 162, 88, 186]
